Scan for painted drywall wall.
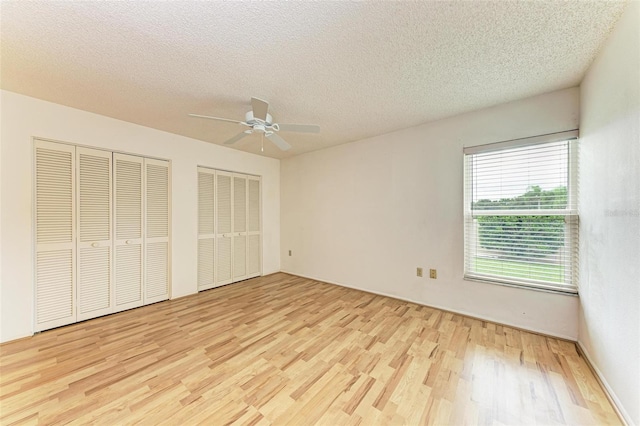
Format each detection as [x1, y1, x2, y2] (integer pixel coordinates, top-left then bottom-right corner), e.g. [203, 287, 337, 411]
[0, 90, 280, 343]
[578, 2, 640, 424]
[281, 87, 580, 340]
[0, 94, 3, 338]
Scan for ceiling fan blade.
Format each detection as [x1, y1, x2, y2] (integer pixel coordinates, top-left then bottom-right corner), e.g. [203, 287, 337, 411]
[276, 123, 320, 134]
[266, 133, 291, 151]
[251, 97, 269, 122]
[223, 132, 249, 145]
[188, 114, 244, 124]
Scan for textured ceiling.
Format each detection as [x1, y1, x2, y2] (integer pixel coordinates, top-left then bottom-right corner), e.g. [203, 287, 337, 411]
[0, 1, 627, 159]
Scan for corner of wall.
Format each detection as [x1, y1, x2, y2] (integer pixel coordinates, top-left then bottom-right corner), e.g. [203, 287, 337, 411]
[577, 1, 640, 424]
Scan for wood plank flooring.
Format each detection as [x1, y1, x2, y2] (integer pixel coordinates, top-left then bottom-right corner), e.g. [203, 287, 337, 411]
[0, 273, 621, 425]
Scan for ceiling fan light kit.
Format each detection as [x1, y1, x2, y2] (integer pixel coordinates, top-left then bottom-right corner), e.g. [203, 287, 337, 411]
[189, 97, 320, 152]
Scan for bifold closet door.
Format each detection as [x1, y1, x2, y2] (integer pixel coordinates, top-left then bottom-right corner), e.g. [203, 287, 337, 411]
[232, 174, 248, 281]
[76, 147, 113, 322]
[197, 168, 260, 291]
[198, 168, 216, 290]
[144, 158, 170, 304]
[113, 153, 144, 312]
[216, 171, 233, 286]
[34, 140, 76, 331]
[246, 176, 261, 278]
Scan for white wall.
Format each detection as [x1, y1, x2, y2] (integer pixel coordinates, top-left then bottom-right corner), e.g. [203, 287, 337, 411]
[281, 87, 580, 340]
[0, 90, 280, 343]
[578, 2, 640, 425]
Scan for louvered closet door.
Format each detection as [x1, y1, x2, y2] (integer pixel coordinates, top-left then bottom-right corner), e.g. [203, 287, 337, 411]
[113, 153, 144, 312]
[246, 176, 262, 278]
[198, 168, 216, 291]
[232, 174, 248, 281]
[34, 140, 76, 331]
[216, 171, 233, 286]
[76, 147, 113, 321]
[145, 158, 170, 304]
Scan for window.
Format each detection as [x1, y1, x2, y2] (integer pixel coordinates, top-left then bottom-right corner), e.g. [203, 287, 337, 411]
[464, 131, 579, 294]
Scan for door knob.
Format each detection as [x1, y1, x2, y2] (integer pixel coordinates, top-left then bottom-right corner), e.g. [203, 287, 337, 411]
[91, 242, 99, 248]
[125, 240, 131, 245]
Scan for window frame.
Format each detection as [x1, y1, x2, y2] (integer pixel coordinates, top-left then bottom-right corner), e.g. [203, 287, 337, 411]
[463, 130, 579, 294]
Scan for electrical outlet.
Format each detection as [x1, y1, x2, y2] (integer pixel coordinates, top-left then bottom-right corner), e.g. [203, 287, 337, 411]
[417, 267, 423, 277]
[289, 250, 292, 256]
[429, 269, 437, 279]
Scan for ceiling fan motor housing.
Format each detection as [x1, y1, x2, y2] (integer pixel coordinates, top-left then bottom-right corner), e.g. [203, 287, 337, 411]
[245, 111, 273, 126]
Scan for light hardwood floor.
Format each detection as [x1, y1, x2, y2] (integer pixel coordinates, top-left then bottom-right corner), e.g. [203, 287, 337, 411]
[0, 273, 621, 425]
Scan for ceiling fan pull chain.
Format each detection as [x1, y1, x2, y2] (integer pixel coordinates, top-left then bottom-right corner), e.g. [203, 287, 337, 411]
[261, 133, 264, 152]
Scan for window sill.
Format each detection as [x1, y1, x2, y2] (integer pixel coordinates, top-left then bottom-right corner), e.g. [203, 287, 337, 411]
[464, 275, 579, 296]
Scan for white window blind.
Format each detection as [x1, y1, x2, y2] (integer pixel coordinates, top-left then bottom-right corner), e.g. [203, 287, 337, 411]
[464, 131, 579, 294]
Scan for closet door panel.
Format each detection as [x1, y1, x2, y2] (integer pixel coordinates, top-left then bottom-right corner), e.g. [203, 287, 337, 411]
[233, 234, 246, 278]
[76, 147, 113, 321]
[198, 238, 214, 289]
[145, 158, 170, 304]
[247, 177, 261, 278]
[216, 171, 233, 285]
[78, 246, 111, 315]
[198, 168, 216, 290]
[113, 153, 144, 312]
[217, 237, 232, 283]
[146, 241, 168, 299]
[34, 140, 76, 331]
[115, 245, 142, 306]
[232, 174, 247, 281]
[233, 175, 247, 234]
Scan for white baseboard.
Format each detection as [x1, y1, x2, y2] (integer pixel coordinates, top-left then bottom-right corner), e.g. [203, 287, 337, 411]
[0, 331, 33, 344]
[576, 341, 633, 426]
[280, 270, 577, 341]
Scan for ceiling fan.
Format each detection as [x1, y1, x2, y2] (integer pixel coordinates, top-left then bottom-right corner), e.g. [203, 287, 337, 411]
[189, 97, 320, 151]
